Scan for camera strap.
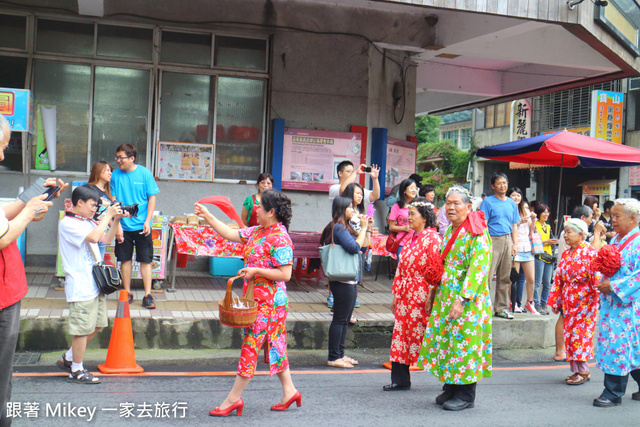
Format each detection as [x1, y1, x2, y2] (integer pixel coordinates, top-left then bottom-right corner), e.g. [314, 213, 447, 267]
[65, 211, 97, 225]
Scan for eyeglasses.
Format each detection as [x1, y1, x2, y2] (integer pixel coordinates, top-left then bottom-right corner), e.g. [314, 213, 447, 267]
[114, 156, 130, 161]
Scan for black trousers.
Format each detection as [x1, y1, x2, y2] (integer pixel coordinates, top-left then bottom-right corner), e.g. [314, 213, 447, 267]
[328, 281, 357, 361]
[601, 369, 640, 402]
[444, 382, 477, 403]
[391, 362, 411, 386]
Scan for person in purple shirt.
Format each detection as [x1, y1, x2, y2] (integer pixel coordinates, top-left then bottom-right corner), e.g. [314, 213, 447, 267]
[480, 172, 520, 319]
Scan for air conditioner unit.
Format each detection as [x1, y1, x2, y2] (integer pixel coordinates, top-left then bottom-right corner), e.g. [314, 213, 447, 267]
[630, 78, 640, 91]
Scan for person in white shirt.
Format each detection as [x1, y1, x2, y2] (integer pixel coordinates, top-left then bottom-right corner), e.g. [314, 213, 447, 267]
[328, 160, 380, 203]
[57, 185, 123, 384]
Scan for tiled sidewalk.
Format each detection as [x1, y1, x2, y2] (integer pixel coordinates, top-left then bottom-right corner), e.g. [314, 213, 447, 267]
[22, 266, 395, 323]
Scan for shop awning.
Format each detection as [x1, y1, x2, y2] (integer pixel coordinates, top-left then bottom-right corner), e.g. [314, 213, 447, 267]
[477, 131, 640, 168]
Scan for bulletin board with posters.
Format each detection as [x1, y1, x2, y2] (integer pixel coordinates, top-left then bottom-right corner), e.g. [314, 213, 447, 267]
[280, 128, 366, 191]
[385, 137, 417, 193]
[156, 141, 214, 182]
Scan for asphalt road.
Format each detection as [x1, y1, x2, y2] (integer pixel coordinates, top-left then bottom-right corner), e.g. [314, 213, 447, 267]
[8, 349, 640, 426]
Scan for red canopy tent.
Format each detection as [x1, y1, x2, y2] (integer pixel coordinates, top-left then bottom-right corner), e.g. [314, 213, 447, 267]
[477, 131, 640, 234]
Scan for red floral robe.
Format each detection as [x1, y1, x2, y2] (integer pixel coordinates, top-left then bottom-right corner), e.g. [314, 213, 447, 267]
[390, 228, 442, 365]
[548, 242, 600, 362]
[236, 224, 293, 378]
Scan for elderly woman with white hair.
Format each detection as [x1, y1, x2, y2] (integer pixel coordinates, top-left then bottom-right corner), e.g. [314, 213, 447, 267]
[417, 185, 492, 411]
[548, 218, 600, 386]
[592, 198, 640, 407]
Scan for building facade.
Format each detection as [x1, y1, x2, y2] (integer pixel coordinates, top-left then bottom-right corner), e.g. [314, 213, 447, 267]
[1, 0, 639, 262]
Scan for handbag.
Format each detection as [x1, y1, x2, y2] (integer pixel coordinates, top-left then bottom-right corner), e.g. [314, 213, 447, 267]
[385, 232, 400, 254]
[89, 244, 122, 295]
[538, 252, 555, 263]
[531, 231, 544, 255]
[319, 227, 360, 282]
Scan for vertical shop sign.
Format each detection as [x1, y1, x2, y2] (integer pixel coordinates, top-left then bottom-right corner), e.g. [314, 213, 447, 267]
[510, 99, 531, 140]
[590, 90, 624, 144]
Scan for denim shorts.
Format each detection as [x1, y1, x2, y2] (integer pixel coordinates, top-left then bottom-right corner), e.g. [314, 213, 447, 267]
[514, 251, 535, 262]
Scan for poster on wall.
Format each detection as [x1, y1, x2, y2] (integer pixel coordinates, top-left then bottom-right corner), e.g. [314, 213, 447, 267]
[629, 166, 640, 187]
[0, 87, 34, 133]
[590, 90, 623, 144]
[280, 128, 365, 191]
[156, 141, 214, 182]
[385, 137, 416, 193]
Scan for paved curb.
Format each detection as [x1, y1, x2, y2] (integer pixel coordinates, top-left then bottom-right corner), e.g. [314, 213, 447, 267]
[18, 314, 557, 352]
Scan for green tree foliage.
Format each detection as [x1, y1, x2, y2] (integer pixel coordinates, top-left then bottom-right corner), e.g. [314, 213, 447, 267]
[414, 115, 475, 201]
[415, 115, 442, 145]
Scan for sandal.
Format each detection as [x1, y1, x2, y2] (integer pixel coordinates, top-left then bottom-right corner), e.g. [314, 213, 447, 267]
[349, 315, 358, 324]
[67, 369, 101, 384]
[342, 356, 358, 365]
[327, 359, 353, 369]
[56, 353, 72, 372]
[566, 372, 590, 385]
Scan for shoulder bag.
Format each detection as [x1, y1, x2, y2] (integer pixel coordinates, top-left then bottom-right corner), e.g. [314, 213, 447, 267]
[385, 232, 400, 254]
[531, 231, 544, 255]
[89, 243, 122, 295]
[319, 227, 360, 282]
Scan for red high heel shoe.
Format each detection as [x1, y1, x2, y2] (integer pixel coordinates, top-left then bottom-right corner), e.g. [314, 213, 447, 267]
[209, 398, 243, 417]
[271, 391, 301, 411]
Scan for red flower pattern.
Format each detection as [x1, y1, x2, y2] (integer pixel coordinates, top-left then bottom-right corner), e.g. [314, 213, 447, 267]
[390, 229, 442, 365]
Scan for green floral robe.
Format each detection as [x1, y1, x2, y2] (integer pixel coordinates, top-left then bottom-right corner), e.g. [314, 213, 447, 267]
[417, 225, 493, 384]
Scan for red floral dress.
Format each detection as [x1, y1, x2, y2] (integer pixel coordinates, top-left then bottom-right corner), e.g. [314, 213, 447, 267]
[548, 242, 600, 362]
[390, 229, 442, 365]
[236, 224, 293, 378]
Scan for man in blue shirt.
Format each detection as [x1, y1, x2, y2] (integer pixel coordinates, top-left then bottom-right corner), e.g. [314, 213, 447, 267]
[111, 144, 160, 309]
[480, 172, 519, 319]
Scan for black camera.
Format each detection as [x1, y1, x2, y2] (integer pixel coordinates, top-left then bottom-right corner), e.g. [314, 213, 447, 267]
[106, 200, 139, 217]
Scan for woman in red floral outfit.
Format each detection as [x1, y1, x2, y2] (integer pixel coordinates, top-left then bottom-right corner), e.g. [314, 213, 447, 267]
[195, 190, 301, 416]
[384, 198, 442, 391]
[548, 218, 600, 386]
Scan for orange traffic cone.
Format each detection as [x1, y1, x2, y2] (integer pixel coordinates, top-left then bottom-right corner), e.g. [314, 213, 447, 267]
[98, 290, 144, 374]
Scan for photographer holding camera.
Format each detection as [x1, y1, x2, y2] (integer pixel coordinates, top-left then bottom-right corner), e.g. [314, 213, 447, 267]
[0, 113, 67, 424]
[110, 144, 159, 310]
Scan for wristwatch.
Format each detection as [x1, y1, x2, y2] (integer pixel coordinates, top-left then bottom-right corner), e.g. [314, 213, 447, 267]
[456, 295, 468, 304]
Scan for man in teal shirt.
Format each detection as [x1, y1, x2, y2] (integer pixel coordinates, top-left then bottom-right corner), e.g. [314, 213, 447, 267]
[111, 144, 160, 309]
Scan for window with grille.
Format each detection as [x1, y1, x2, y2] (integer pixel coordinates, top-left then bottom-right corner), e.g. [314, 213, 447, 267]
[533, 81, 622, 133]
[460, 128, 472, 150]
[441, 130, 459, 143]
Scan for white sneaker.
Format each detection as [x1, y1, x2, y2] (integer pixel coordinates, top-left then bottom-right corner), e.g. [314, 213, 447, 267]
[513, 303, 524, 313]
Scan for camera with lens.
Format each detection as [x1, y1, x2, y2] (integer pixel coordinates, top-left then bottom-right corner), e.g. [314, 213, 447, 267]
[105, 200, 139, 217]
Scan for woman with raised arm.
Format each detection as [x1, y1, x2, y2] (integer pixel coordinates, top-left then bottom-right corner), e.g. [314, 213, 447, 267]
[195, 189, 300, 416]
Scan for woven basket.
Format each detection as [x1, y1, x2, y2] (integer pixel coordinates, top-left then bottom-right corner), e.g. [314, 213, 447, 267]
[218, 275, 258, 328]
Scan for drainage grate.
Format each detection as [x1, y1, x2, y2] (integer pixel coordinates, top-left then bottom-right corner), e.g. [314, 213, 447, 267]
[13, 353, 41, 366]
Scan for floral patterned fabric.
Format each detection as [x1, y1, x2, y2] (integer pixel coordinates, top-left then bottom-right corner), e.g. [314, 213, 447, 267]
[236, 223, 293, 378]
[548, 242, 599, 363]
[390, 229, 442, 365]
[596, 226, 640, 376]
[171, 224, 244, 257]
[417, 226, 493, 385]
[369, 234, 397, 259]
